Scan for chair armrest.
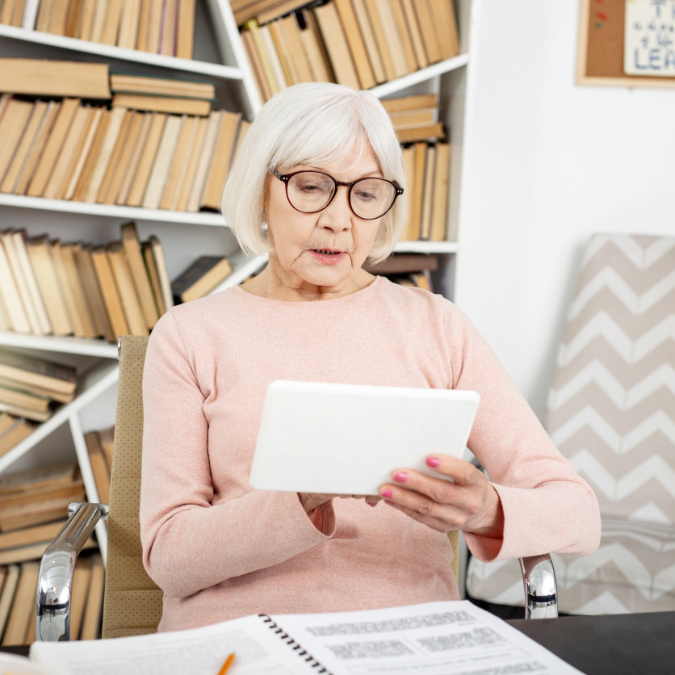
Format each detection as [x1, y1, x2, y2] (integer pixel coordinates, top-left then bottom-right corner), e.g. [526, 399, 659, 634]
[519, 554, 558, 619]
[35, 502, 109, 641]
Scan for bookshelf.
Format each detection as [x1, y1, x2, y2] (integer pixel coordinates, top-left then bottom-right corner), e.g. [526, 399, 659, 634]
[0, 0, 476, 573]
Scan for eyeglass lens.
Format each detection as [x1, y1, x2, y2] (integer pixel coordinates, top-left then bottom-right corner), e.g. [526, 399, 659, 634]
[286, 172, 396, 219]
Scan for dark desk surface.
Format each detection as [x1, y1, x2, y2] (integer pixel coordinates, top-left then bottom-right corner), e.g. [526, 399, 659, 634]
[3, 612, 674, 673]
[509, 611, 675, 675]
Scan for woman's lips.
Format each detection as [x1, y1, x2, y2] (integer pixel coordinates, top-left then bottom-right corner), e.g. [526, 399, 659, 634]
[308, 249, 347, 264]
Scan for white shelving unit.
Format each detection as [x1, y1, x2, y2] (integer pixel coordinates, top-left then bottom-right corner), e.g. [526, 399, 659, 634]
[0, 0, 475, 567]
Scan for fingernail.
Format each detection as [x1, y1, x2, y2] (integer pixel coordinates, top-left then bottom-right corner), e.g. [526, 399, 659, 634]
[426, 457, 440, 468]
[393, 471, 407, 483]
[381, 489, 393, 498]
[368, 502, 377, 507]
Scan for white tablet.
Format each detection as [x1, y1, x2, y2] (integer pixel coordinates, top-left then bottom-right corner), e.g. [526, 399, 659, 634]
[250, 381, 480, 495]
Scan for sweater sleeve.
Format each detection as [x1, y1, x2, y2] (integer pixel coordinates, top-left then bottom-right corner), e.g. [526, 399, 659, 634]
[139, 310, 336, 598]
[443, 303, 601, 563]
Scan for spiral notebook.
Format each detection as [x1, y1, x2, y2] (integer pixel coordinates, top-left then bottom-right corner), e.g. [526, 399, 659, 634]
[23, 601, 582, 675]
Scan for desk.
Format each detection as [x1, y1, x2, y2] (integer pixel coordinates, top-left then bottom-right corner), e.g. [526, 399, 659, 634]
[509, 611, 675, 675]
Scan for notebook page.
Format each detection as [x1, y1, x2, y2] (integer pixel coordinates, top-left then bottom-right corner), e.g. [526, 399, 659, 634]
[272, 600, 583, 675]
[29, 614, 313, 675]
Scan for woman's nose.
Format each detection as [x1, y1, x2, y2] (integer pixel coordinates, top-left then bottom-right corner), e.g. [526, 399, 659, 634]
[320, 186, 352, 228]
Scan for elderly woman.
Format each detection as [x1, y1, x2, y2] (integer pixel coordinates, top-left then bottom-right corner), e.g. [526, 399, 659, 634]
[140, 82, 601, 633]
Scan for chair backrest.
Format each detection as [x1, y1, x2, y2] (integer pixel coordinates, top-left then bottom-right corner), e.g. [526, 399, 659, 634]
[101, 336, 162, 639]
[100, 336, 460, 637]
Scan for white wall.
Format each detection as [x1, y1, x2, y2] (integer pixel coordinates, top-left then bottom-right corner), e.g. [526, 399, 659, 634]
[456, 0, 675, 419]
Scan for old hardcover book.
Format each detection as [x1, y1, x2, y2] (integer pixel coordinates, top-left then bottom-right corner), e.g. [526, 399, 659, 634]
[0, 564, 19, 640]
[400, 144, 415, 241]
[142, 241, 166, 317]
[77, 0, 96, 39]
[27, 98, 81, 198]
[71, 109, 112, 202]
[0, 101, 48, 194]
[60, 244, 97, 338]
[160, 0, 178, 56]
[201, 111, 241, 210]
[50, 239, 85, 336]
[96, 109, 135, 203]
[176, 0, 195, 58]
[12, 230, 51, 335]
[79, 244, 116, 342]
[0, 238, 31, 334]
[0, 350, 76, 395]
[363, 0, 395, 80]
[429, 0, 459, 60]
[381, 94, 437, 113]
[171, 256, 232, 304]
[100, 0, 123, 45]
[117, 0, 141, 48]
[112, 94, 210, 116]
[47, 0, 69, 34]
[413, 0, 441, 63]
[350, 0, 385, 83]
[241, 27, 272, 102]
[135, 0, 152, 50]
[396, 123, 444, 142]
[419, 144, 436, 240]
[400, 0, 428, 69]
[145, 0, 163, 53]
[174, 115, 208, 212]
[25, 235, 72, 336]
[280, 14, 313, 83]
[80, 553, 105, 640]
[389, 0, 417, 72]
[90, 247, 130, 339]
[364, 253, 439, 275]
[0, 520, 68, 547]
[334, 0, 375, 89]
[69, 557, 91, 640]
[88, 0, 108, 42]
[85, 432, 110, 503]
[142, 113, 184, 209]
[0, 417, 35, 459]
[430, 142, 450, 242]
[0, 230, 40, 334]
[102, 110, 146, 205]
[109, 74, 215, 100]
[0, 492, 86, 532]
[298, 8, 334, 82]
[260, 24, 288, 91]
[0, 538, 94, 565]
[13, 101, 60, 196]
[159, 114, 199, 210]
[121, 222, 159, 329]
[0, 100, 32, 186]
[374, 0, 408, 78]
[97, 427, 115, 473]
[72, 243, 104, 338]
[2, 561, 39, 645]
[150, 236, 173, 311]
[107, 242, 149, 336]
[314, 2, 360, 90]
[64, 0, 84, 36]
[0, 59, 110, 98]
[389, 110, 436, 128]
[126, 112, 166, 207]
[63, 106, 105, 201]
[0, 386, 49, 413]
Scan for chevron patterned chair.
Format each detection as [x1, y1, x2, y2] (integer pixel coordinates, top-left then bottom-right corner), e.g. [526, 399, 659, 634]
[467, 234, 675, 614]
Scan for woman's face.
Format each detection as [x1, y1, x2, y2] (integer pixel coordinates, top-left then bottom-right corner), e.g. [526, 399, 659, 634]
[264, 146, 385, 293]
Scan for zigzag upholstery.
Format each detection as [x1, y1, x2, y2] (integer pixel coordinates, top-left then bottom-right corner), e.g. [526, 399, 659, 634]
[466, 234, 675, 614]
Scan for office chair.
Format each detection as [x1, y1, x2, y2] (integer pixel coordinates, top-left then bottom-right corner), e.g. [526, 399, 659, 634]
[467, 233, 675, 614]
[35, 335, 559, 642]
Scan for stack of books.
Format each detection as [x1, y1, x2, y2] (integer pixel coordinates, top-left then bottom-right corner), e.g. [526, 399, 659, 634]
[171, 255, 233, 305]
[0, 351, 77, 425]
[0, 0, 196, 58]
[0, 222, 172, 341]
[85, 427, 114, 504]
[0, 61, 249, 213]
[239, 0, 460, 100]
[365, 253, 437, 292]
[0, 551, 104, 645]
[382, 94, 445, 144]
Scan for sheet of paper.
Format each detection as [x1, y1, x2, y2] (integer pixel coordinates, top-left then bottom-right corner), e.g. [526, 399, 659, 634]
[273, 601, 583, 675]
[29, 614, 312, 675]
[624, 0, 675, 76]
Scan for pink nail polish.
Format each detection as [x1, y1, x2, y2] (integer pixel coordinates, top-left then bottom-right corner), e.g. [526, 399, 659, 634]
[368, 502, 376, 507]
[426, 457, 440, 468]
[381, 489, 393, 498]
[394, 471, 407, 483]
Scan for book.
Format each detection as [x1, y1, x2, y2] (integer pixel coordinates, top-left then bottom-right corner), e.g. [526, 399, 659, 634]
[73, 243, 105, 338]
[159, 115, 199, 210]
[400, 0, 429, 69]
[97, 427, 115, 473]
[24, 601, 583, 673]
[106, 242, 149, 336]
[79, 244, 116, 342]
[364, 0, 395, 81]
[390, 0, 419, 72]
[0, 99, 32, 187]
[335, 0, 376, 89]
[125, 112, 167, 207]
[109, 74, 215, 100]
[50, 239, 85, 337]
[0, 416, 35, 459]
[174, 115, 208, 211]
[120, 222, 159, 329]
[0, 350, 76, 396]
[142, 113, 184, 209]
[419, 144, 436, 240]
[69, 557, 92, 641]
[171, 256, 232, 304]
[298, 7, 334, 83]
[80, 553, 104, 639]
[313, 2, 360, 90]
[149, 236, 173, 312]
[176, 0, 196, 59]
[429, 0, 460, 60]
[375, 0, 408, 78]
[363, 253, 439, 275]
[430, 142, 450, 241]
[413, 0, 441, 63]
[90, 246, 130, 339]
[0, 564, 19, 639]
[201, 111, 242, 210]
[0, 238, 30, 333]
[0, 230, 40, 334]
[142, 240, 166, 316]
[112, 94, 211, 116]
[85, 432, 109, 503]
[72, 109, 112, 202]
[0, 59, 110, 99]
[2, 561, 38, 645]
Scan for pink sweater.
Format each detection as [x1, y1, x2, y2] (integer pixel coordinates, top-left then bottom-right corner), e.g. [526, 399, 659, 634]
[140, 275, 600, 632]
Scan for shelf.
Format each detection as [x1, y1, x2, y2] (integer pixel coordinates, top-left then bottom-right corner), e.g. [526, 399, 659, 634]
[0, 360, 120, 475]
[0, 193, 226, 226]
[0, 24, 242, 80]
[371, 53, 469, 99]
[0, 331, 119, 358]
[394, 241, 458, 254]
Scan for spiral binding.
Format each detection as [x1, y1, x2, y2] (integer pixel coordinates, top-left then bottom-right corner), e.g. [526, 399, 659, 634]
[259, 614, 332, 675]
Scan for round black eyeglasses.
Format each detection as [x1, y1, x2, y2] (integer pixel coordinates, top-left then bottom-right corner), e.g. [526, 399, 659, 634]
[271, 169, 404, 220]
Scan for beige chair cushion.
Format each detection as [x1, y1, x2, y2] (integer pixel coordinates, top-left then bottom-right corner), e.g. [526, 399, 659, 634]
[102, 336, 163, 639]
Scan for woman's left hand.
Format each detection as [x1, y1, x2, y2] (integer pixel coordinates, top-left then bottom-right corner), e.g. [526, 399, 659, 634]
[373, 454, 504, 538]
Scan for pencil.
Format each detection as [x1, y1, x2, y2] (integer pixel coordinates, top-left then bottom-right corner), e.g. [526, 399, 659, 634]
[217, 652, 235, 675]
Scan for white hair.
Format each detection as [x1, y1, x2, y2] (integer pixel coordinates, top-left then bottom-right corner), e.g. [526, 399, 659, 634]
[221, 82, 406, 266]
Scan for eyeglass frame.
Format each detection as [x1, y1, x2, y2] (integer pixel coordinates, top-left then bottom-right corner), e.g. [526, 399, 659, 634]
[270, 169, 404, 221]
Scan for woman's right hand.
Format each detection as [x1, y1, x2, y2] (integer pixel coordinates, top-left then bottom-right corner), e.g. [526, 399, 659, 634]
[298, 493, 380, 512]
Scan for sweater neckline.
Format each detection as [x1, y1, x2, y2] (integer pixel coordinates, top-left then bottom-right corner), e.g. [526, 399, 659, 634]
[232, 274, 384, 306]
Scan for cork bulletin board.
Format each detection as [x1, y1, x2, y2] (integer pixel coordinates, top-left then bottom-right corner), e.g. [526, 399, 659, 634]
[577, 0, 675, 88]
